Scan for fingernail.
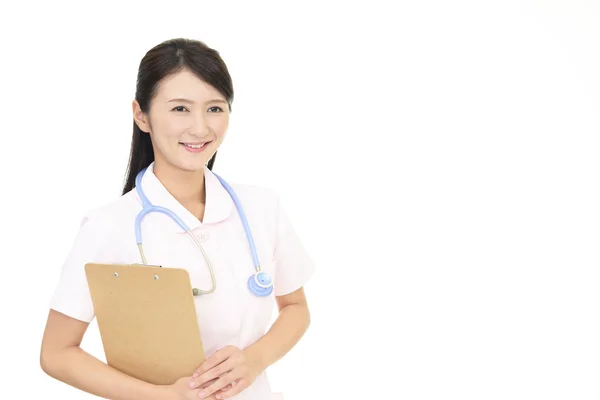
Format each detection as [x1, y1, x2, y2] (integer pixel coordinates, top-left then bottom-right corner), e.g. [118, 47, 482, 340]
[189, 380, 196, 388]
[198, 390, 206, 398]
[193, 371, 199, 378]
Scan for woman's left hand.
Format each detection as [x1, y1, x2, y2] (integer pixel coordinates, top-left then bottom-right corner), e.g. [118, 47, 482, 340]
[189, 345, 262, 399]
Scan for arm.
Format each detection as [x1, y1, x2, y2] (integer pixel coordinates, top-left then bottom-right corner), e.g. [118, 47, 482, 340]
[40, 309, 171, 400]
[189, 288, 311, 399]
[244, 287, 311, 373]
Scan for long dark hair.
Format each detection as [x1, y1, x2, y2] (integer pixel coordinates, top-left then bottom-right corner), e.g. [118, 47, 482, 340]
[121, 38, 234, 195]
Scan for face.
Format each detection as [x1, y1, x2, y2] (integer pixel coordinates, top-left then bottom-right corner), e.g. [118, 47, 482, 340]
[132, 69, 230, 173]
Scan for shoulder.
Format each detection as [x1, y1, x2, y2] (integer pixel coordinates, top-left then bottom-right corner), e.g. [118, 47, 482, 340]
[227, 182, 280, 208]
[223, 181, 283, 229]
[76, 190, 140, 234]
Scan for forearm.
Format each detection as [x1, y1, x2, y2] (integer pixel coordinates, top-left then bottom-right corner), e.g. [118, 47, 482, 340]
[245, 302, 310, 372]
[42, 345, 170, 400]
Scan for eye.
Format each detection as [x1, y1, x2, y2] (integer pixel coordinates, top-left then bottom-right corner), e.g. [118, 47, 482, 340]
[172, 106, 189, 112]
[208, 106, 223, 113]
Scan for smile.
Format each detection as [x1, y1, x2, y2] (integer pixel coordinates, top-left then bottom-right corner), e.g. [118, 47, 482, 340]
[180, 142, 211, 152]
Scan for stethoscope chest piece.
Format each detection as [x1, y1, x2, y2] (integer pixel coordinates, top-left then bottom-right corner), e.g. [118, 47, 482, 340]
[248, 271, 273, 297]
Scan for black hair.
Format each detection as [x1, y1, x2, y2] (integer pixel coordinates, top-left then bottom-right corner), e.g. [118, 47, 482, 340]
[121, 38, 234, 195]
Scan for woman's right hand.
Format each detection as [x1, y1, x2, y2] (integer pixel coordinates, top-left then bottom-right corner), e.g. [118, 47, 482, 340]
[166, 376, 219, 400]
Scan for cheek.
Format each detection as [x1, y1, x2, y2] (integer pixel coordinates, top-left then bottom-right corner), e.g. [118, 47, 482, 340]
[210, 118, 229, 139]
[155, 120, 188, 141]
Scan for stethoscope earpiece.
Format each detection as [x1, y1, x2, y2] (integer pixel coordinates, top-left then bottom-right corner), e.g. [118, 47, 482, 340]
[247, 271, 273, 297]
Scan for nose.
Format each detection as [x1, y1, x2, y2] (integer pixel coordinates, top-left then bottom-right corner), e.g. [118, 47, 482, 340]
[189, 111, 210, 137]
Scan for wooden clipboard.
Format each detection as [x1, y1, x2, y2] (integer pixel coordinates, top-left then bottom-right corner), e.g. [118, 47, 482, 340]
[85, 262, 205, 385]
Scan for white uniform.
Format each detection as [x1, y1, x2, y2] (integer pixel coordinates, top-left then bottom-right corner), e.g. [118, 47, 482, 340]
[49, 162, 315, 400]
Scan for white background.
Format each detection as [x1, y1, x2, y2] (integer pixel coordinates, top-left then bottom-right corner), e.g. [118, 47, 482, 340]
[0, 1, 599, 399]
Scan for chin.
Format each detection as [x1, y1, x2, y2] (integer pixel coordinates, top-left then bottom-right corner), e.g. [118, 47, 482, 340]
[182, 163, 207, 172]
[167, 159, 207, 173]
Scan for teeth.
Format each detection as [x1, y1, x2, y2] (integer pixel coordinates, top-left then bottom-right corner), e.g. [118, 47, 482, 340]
[184, 143, 205, 149]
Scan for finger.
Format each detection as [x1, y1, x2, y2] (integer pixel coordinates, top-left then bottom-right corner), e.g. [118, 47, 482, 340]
[197, 371, 241, 399]
[216, 380, 237, 392]
[214, 378, 249, 399]
[190, 357, 237, 389]
[194, 347, 237, 378]
[199, 377, 218, 390]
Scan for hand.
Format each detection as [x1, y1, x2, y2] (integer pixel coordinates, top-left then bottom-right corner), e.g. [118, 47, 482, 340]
[189, 345, 262, 399]
[166, 376, 220, 400]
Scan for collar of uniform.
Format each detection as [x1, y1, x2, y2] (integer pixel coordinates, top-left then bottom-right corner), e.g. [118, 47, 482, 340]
[138, 162, 234, 231]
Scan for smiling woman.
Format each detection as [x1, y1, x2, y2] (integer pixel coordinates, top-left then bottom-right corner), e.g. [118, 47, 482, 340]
[40, 38, 315, 400]
[123, 40, 235, 196]
[132, 70, 230, 175]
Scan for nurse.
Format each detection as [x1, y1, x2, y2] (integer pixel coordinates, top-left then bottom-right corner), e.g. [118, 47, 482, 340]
[40, 38, 315, 400]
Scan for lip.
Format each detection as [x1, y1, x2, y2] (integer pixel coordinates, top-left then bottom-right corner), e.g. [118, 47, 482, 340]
[180, 141, 211, 153]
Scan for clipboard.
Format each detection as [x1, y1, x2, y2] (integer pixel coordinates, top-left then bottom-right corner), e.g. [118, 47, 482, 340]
[85, 262, 205, 385]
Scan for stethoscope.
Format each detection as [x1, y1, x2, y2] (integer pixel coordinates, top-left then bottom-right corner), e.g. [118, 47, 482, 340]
[134, 167, 274, 297]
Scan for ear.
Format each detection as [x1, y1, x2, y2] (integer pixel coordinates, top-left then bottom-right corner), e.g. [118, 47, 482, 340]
[132, 100, 151, 133]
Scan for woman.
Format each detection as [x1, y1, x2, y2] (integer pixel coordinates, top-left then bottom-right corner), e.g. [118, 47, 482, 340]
[40, 38, 314, 400]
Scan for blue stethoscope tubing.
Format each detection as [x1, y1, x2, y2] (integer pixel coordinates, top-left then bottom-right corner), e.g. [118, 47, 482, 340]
[134, 167, 274, 297]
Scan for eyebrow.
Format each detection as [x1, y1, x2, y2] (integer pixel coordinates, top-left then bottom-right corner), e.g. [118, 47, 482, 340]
[167, 98, 228, 105]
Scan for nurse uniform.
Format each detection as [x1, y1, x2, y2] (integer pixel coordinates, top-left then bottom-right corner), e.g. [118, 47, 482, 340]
[49, 162, 316, 400]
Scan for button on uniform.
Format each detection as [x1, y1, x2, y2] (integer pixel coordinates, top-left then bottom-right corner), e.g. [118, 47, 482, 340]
[196, 231, 210, 243]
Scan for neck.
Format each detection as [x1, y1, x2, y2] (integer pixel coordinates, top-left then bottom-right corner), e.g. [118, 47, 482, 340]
[152, 162, 206, 208]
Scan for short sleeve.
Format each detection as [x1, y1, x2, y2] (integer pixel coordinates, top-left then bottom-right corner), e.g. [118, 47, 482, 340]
[49, 213, 113, 323]
[273, 197, 316, 296]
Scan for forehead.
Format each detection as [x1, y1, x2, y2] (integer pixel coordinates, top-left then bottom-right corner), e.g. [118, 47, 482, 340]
[154, 69, 225, 101]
